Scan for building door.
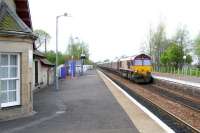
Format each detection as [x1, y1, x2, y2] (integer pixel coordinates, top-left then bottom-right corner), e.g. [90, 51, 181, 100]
[0, 53, 20, 107]
[35, 61, 38, 85]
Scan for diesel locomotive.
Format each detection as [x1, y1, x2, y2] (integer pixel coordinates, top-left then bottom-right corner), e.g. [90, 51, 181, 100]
[99, 53, 153, 83]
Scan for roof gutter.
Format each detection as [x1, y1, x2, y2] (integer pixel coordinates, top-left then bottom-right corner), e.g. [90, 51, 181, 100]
[0, 30, 37, 40]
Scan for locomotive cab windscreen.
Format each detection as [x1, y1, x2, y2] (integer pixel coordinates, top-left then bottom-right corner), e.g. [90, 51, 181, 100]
[133, 54, 151, 66]
[131, 54, 152, 75]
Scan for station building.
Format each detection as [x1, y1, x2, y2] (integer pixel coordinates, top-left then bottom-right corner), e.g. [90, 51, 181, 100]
[0, 0, 35, 120]
[33, 50, 55, 91]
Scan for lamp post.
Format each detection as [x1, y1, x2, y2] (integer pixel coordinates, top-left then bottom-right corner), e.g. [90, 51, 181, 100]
[55, 13, 70, 90]
[80, 53, 86, 75]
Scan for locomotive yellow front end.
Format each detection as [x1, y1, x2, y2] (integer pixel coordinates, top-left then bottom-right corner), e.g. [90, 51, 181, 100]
[131, 65, 152, 76]
[131, 54, 153, 83]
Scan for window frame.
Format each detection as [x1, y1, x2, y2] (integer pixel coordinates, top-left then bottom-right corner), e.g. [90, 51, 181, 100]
[0, 53, 20, 108]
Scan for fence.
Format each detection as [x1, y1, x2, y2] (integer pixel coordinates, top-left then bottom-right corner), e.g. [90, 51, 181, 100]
[153, 66, 200, 77]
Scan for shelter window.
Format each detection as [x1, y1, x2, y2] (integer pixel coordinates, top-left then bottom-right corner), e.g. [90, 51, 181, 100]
[0, 53, 20, 107]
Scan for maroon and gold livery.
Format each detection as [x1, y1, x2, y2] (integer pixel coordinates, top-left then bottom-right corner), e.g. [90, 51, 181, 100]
[99, 54, 153, 83]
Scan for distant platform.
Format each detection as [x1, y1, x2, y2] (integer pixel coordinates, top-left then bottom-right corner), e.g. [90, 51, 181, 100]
[153, 72, 200, 88]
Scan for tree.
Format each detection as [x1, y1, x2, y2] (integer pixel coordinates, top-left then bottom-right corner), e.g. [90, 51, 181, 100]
[66, 36, 90, 61]
[186, 55, 192, 64]
[146, 22, 168, 65]
[44, 36, 93, 66]
[160, 43, 183, 67]
[194, 33, 200, 65]
[44, 50, 56, 63]
[45, 50, 66, 65]
[160, 52, 169, 65]
[65, 36, 93, 64]
[160, 43, 192, 68]
[34, 29, 51, 52]
[146, 26, 154, 55]
[172, 25, 191, 53]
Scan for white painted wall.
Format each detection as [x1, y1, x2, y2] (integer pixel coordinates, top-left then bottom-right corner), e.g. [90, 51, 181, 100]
[48, 68, 54, 85]
[32, 59, 54, 90]
[41, 66, 48, 87]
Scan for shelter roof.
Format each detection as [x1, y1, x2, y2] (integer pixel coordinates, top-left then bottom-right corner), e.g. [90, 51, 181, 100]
[0, 1, 32, 33]
[40, 58, 55, 67]
[33, 50, 45, 58]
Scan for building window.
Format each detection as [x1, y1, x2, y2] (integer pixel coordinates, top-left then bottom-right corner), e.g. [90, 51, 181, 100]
[0, 53, 20, 107]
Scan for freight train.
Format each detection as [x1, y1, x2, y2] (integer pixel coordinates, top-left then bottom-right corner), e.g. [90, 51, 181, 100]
[99, 53, 153, 83]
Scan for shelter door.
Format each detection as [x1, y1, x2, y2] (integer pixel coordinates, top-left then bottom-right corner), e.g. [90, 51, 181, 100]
[35, 61, 38, 85]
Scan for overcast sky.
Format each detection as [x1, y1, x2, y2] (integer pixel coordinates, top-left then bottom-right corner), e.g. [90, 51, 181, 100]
[29, 0, 200, 62]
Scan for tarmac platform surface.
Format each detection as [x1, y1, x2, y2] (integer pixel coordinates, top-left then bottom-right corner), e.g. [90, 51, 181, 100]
[0, 70, 139, 133]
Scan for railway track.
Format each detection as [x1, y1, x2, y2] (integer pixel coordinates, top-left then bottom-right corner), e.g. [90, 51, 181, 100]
[101, 67, 200, 112]
[100, 68, 200, 133]
[143, 84, 200, 113]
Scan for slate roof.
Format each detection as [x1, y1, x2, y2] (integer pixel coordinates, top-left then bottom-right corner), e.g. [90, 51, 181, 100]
[33, 50, 46, 58]
[40, 58, 55, 67]
[33, 50, 55, 67]
[0, 1, 32, 33]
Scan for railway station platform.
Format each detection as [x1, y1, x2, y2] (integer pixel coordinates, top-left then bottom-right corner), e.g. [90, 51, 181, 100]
[0, 70, 172, 133]
[153, 72, 200, 88]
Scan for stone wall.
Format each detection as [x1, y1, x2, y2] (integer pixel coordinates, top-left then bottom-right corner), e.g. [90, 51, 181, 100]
[0, 36, 34, 121]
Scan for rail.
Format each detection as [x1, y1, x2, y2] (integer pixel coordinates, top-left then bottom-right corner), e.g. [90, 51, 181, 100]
[100, 68, 200, 133]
